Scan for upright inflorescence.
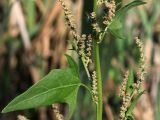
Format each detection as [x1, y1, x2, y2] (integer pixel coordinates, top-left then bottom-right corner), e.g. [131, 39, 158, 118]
[103, 0, 116, 26]
[91, 71, 98, 104]
[58, 0, 80, 43]
[119, 93, 131, 120]
[59, 0, 76, 31]
[119, 71, 129, 98]
[119, 37, 146, 120]
[134, 37, 146, 90]
[85, 34, 93, 67]
[119, 71, 131, 120]
[59, 0, 93, 63]
[86, 35, 92, 58]
[78, 34, 86, 56]
[52, 104, 64, 120]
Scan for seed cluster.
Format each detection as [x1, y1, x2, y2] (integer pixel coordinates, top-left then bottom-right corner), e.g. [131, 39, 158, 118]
[103, 0, 116, 26]
[90, 12, 101, 33]
[78, 34, 86, 56]
[119, 71, 129, 98]
[59, 0, 76, 31]
[59, 0, 93, 63]
[77, 34, 93, 67]
[119, 93, 131, 120]
[97, 0, 105, 5]
[119, 71, 131, 120]
[134, 37, 146, 90]
[85, 34, 93, 67]
[58, 0, 80, 43]
[52, 104, 64, 120]
[86, 35, 92, 58]
[91, 71, 98, 104]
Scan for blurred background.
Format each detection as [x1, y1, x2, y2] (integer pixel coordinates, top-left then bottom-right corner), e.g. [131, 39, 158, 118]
[0, 0, 160, 120]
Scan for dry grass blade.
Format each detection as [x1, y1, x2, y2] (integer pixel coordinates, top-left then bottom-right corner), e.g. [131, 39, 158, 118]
[10, 0, 31, 50]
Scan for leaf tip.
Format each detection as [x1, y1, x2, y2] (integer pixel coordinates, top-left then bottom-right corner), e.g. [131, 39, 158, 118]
[1, 107, 7, 113]
[1, 105, 12, 113]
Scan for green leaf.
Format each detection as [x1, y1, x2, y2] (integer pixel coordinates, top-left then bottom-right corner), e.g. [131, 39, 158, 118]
[108, 0, 146, 39]
[126, 91, 145, 116]
[126, 69, 134, 94]
[115, 0, 146, 20]
[2, 55, 81, 119]
[108, 18, 124, 39]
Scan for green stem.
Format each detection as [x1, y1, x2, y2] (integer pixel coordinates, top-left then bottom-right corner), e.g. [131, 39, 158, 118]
[93, 1, 103, 120]
[98, 26, 108, 44]
[94, 40, 103, 120]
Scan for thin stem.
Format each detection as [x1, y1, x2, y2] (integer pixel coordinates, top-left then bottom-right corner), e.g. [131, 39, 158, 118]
[93, 1, 103, 120]
[93, 40, 103, 120]
[98, 27, 108, 43]
[94, 0, 97, 11]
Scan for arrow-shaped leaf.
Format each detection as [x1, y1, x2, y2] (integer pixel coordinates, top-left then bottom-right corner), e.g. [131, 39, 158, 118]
[108, 0, 146, 39]
[2, 55, 81, 119]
